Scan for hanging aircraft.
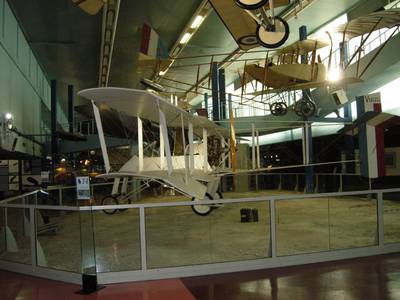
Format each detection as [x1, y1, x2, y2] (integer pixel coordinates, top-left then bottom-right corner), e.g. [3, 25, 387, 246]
[209, 0, 291, 49]
[244, 8, 400, 96]
[79, 87, 357, 216]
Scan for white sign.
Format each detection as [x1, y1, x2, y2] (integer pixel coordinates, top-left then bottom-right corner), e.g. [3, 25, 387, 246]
[76, 176, 91, 200]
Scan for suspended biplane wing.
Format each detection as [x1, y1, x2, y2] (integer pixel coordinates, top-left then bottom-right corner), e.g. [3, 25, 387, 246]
[335, 8, 400, 40]
[209, 0, 290, 50]
[277, 39, 330, 56]
[79, 87, 228, 137]
[245, 77, 363, 96]
[244, 62, 327, 90]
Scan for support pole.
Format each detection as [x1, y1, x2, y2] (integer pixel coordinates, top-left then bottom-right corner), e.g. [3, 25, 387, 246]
[137, 117, 143, 172]
[211, 62, 220, 121]
[256, 130, 260, 169]
[252, 124, 256, 170]
[340, 41, 355, 173]
[300, 26, 314, 193]
[68, 85, 74, 133]
[218, 68, 227, 120]
[50, 80, 58, 177]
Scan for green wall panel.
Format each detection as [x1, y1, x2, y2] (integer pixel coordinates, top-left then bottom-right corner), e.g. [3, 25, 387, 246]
[3, 1, 17, 60]
[0, 0, 4, 42]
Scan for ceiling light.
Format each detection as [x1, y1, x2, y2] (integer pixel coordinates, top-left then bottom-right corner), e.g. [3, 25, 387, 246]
[190, 15, 204, 29]
[328, 68, 342, 82]
[5, 113, 12, 120]
[180, 32, 192, 44]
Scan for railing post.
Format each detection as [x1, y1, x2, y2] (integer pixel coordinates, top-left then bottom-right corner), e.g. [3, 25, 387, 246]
[139, 207, 147, 271]
[58, 189, 63, 206]
[339, 174, 343, 192]
[30, 206, 37, 267]
[278, 174, 282, 190]
[269, 199, 277, 258]
[377, 192, 384, 247]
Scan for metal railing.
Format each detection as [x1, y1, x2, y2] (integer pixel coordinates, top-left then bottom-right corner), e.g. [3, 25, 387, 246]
[1, 182, 400, 284]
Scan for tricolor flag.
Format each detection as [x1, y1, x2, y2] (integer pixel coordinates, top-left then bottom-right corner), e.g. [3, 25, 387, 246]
[140, 23, 166, 59]
[355, 93, 400, 178]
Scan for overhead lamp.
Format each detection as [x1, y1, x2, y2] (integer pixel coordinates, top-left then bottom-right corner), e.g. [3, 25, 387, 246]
[180, 32, 192, 44]
[190, 15, 204, 29]
[3, 112, 14, 130]
[328, 68, 342, 82]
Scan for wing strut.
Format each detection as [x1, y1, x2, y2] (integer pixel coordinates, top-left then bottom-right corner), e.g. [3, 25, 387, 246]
[159, 110, 173, 175]
[92, 101, 110, 173]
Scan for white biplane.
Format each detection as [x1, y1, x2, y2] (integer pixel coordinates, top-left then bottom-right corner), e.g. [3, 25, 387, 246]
[79, 87, 232, 216]
[79, 87, 356, 216]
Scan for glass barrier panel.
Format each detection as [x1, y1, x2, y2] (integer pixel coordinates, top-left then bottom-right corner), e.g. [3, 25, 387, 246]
[383, 192, 400, 244]
[61, 188, 78, 206]
[37, 190, 60, 206]
[0, 208, 4, 255]
[36, 209, 81, 273]
[0, 208, 31, 264]
[342, 175, 370, 192]
[93, 207, 141, 272]
[276, 198, 330, 256]
[146, 200, 270, 269]
[80, 210, 96, 275]
[328, 194, 377, 250]
[92, 183, 113, 205]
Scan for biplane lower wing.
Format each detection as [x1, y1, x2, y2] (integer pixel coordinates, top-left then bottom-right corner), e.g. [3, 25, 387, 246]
[98, 170, 211, 199]
[245, 77, 363, 96]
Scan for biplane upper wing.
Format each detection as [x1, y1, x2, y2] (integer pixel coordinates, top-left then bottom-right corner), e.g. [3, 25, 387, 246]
[277, 39, 330, 56]
[335, 8, 400, 40]
[209, 0, 289, 50]
[79, 87, 228, 137]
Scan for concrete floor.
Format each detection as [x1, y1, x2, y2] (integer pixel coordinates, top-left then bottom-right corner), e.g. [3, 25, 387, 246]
[1, 190, 400, 275]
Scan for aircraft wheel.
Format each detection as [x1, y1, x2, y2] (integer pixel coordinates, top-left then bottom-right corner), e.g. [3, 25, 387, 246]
[270, 102, 288, 116]
[102, 195, 119, 215]
[295, 100, 316, 117]
[191, 193, 213, 216]
[256, 17, 289, 49]
[234, 0, 269, 10]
